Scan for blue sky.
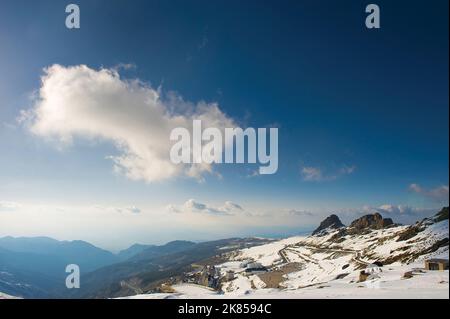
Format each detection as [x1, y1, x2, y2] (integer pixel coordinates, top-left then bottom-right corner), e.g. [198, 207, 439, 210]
[0, 0, 448, 250]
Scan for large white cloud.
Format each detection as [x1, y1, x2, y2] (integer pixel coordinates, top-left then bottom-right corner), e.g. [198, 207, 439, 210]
[21, 64, 235, 182]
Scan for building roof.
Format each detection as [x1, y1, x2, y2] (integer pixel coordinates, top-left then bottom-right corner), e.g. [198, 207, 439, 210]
[425, 259, 449, 263]
[246, 262, 264, 269]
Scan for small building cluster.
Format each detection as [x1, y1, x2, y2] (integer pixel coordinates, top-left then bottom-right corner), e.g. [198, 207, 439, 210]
[182, 260, 269, 290]
[359, 263, 383, 282]
[182, 265, 221, 289]
[424, 259, 449, 271]
[199, 265, 221, 288]
[239, 260, 252, 268]
[244, 262, 268, 274]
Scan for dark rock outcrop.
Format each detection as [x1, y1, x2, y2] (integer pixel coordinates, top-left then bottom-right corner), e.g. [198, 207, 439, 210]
[312, 214, 345, 236]
[433, 207, 449, 223]
[397, 224, 425, 242]
[350, 213, 393, 230]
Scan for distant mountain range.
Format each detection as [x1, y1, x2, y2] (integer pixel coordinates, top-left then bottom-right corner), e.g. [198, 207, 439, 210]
[117, 243, 155, 260]
[0, 236, 119, 297]
[120, 240, 196, 262]
[0, 236, 202, 298]
[0, 236, 118, 271]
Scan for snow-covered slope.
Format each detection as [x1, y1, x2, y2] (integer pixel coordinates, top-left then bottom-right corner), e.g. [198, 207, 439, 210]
[218, 212, 448, 295]
[122, 262, 449, 299]
[122, 209, 449, 299]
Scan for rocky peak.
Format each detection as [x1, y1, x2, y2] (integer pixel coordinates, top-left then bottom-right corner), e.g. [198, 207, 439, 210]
[312, 214, 345, 236]
[350, 212, 393, 230]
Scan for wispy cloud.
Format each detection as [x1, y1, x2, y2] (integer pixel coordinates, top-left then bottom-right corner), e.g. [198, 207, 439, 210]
[245, 169, 260, 178]
[334, 204, 440, 225]
[93, 205, 141, 214]
[0, 201, 22, 211]
[166, 199, 245, 216]
[198, 35, 208, 50]
[2, 122, 17, 130]
[285, 209, 314, 217]
[112, 62, 137, 72]
[409, 183, 449, 202]
[301, 165, 356, 182]
[371, 204, 436, 218]
[301, 167, 323, 181]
